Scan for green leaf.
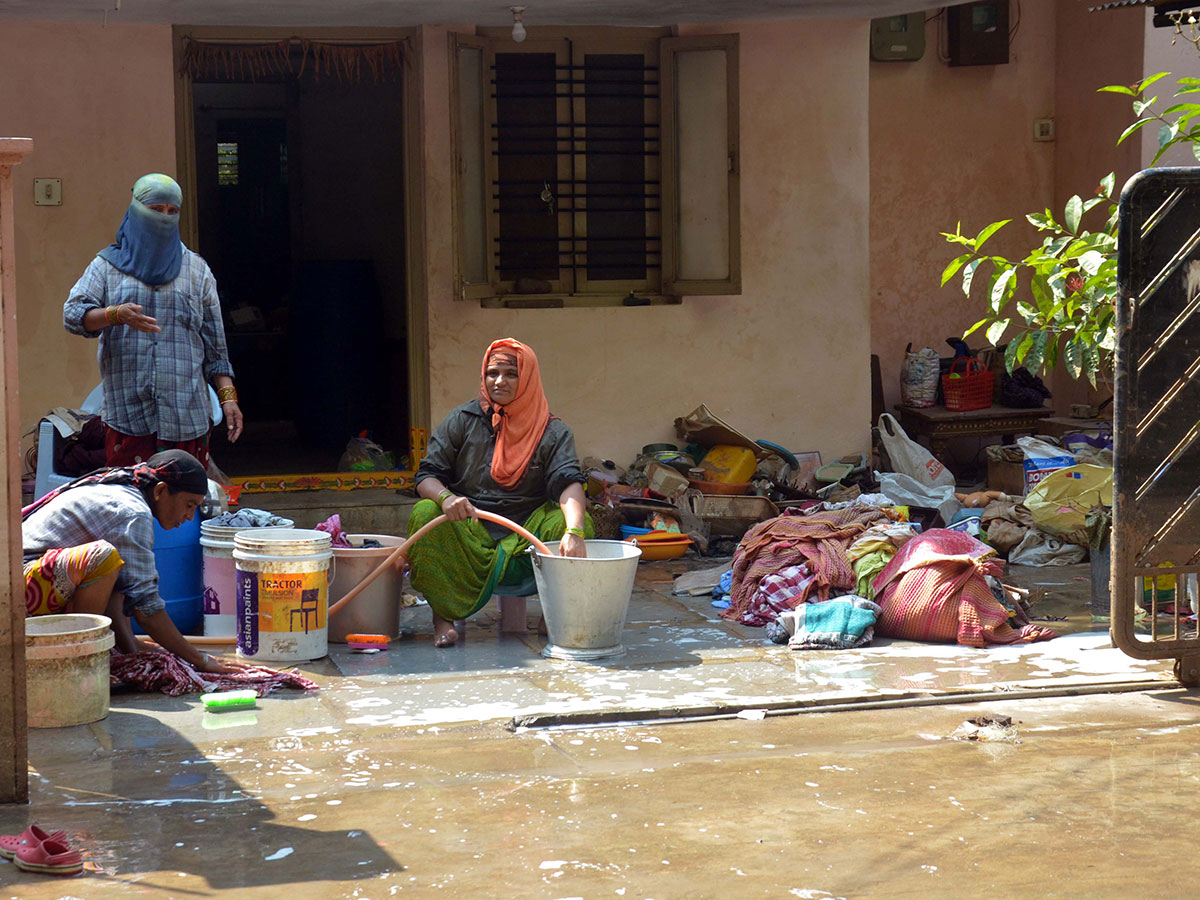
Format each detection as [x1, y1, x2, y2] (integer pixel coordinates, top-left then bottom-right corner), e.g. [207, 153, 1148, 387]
[990, 267, 1017, 312]
[1117, 118, 1153, 146]
[1044, 334, 1060, 371]
[941, 252, 973, 287]
[1100, 173, 1115, 197]
[1083, 344, 1100, 387]
[1024, 331, 1049, 375]
[1064, 195, 1083, 233]
[1064, 341, 1083, 379]
[1081, 197, 1105, 214]
[1132, 99, 1152, 116]
[1031, 275, 1051, 313]
[986, 318, 1010, 346]
[1078, 250, 1106, 276]
[1159, 122, 1179, 148]
[1192, 141, 1200, 163]
[1138, 71, 1170, 93]
[961, 258, 983, 296]
[974, 219, 1011, 250]
[1004, 336, 1022, 373]
[964, 317, 990, 339]
[1098, 84, 1136, 96]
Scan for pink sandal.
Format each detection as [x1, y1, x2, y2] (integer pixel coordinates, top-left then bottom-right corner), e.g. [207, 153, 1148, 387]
[0, 824, 66, 860]
[13, 837, 83, 876]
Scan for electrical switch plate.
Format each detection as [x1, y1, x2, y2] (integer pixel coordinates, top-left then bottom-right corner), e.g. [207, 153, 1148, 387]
[33, 178, 62, 206]
[1033, 118, 1055, 142]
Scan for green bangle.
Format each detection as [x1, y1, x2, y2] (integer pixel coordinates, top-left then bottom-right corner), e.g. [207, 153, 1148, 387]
[436, 489, 453, 507]
[565, 526, 586, 538]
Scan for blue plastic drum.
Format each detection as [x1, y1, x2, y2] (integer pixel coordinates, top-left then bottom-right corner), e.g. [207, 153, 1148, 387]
[132, 514, 203, 635]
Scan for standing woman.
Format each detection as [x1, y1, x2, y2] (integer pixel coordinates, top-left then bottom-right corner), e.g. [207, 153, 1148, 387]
[63, 173, 242, 468]
[408, 338, 592, 647]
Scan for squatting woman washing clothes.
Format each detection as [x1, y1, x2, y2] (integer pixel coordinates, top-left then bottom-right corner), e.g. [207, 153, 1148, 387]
[22, 449, 243, 674]
[408, 338, 593, 647]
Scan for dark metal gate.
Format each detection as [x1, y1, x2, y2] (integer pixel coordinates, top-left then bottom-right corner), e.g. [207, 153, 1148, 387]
[1114, 168, 1200, 684]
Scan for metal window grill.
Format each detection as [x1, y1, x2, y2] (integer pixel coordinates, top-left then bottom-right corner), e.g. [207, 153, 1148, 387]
[491, 51, 661, 284]
[1113, 167, 1200, 684]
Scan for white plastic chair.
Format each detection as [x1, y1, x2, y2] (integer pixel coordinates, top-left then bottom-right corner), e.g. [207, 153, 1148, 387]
[33, 385, 222, 500]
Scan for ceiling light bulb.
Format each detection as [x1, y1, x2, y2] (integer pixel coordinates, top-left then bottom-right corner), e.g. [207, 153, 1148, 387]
[510, 6, 527, 42]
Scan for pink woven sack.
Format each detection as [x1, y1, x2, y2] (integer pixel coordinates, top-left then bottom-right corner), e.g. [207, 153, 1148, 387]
[872, 529, 1055, 647]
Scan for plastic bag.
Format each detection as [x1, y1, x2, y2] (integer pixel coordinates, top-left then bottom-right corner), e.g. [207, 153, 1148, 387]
[1007, 530, 1087, 566]
[876, 470, 961, 525]
[1016, 435, 1075, 493]
[337, 434, 392, 472]
[1024, 464, 1113, 546]
[877, 414, 955, 488]
[900, 345, 941, 408]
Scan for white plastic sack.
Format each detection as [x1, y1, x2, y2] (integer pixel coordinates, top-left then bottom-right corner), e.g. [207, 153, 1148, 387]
[900, 346, 940, 408]
[1007, 529, 1087, 567]
[876, 470, 962, 526]
[1016, 436, 1075, 494]
[877, 413, 956, 488]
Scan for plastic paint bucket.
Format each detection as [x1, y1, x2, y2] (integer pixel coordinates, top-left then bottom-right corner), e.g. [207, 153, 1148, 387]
[531, 539, 641, 661]
[201, 518, 293, 637]
[233, 528, 333, 662]
[26, 614, 115, 728]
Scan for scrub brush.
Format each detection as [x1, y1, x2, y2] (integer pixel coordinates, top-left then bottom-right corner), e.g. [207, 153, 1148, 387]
[201, 689, 258, 711]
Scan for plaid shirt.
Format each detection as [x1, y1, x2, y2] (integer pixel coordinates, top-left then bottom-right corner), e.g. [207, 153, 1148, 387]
[23, 485, 165, 616]
[64, 249, 234, 441]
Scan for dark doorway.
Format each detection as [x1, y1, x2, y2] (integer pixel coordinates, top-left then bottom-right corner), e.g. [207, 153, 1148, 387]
[191, 68, 408, 477]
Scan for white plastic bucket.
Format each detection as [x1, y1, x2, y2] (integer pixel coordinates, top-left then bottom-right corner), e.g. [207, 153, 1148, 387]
[328, 534, 406, 643]
[26, 614, 115, 728]
[531, 539, 642, 661]
[202, 518, 293, 637]
[234, 528, 332, 662]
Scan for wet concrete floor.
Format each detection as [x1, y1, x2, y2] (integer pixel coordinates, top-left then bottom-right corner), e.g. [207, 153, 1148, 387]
[2, 557, 1191, 897]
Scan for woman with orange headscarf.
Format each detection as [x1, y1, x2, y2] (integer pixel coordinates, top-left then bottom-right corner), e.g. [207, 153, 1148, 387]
[408, 339, 592, 647]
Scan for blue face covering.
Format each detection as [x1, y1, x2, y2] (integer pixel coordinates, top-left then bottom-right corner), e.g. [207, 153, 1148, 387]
[98, 173, 184, 286]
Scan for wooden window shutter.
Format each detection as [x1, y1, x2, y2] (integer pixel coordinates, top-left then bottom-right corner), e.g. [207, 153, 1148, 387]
[660, 33, 740, 296]
[452, 33, 497, 300]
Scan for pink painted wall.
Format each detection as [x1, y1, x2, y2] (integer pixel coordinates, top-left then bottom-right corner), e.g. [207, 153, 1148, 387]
[419, 20, 873, 467]
[871, 1, 1146, 428]
[869, 3, 1057, 423]
[0, 23, 177, 434]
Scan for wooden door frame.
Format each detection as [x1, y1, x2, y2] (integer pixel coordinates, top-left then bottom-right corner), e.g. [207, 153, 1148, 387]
[0, 138, 34, 804]
[171, 26, 430, 464]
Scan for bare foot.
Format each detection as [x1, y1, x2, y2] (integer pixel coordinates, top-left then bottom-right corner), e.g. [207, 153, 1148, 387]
[433, 613, 459, 648]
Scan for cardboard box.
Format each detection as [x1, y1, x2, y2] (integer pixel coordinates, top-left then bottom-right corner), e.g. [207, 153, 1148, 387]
[987, 458, 1025, 496]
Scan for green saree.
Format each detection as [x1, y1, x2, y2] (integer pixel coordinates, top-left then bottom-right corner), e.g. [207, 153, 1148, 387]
[406, 499, 595, 622]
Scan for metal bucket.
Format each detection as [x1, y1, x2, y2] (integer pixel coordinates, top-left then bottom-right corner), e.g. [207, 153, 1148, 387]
[531, 539, 641, 661]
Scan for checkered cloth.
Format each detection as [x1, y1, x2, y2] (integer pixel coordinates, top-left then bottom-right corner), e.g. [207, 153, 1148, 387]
[64, 251, 234, 441]
[723, 504, 894, 625]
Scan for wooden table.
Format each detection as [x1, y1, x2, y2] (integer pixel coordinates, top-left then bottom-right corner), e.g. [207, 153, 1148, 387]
[893, 404, 1054, 463]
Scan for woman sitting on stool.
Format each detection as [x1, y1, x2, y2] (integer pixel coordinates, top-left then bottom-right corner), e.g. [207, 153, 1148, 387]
[407, 338, 592, 647]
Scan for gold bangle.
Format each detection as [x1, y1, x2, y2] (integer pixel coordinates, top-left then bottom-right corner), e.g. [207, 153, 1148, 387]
[105, 305, 120, 325]
[217, 386, 238, 404]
